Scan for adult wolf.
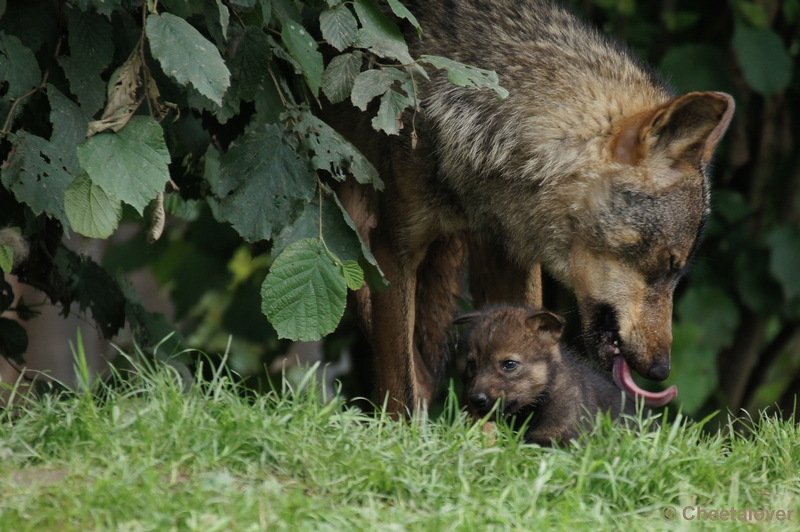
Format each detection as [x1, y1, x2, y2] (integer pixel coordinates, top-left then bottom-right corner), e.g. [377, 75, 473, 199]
[332, 0, 734, 413]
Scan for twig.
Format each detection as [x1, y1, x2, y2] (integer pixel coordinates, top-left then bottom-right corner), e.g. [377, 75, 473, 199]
[268, 65, 289, 107]
[407, 65, 419, 149]
[1, 35, 63, 134]
[741, 320, 800, 410]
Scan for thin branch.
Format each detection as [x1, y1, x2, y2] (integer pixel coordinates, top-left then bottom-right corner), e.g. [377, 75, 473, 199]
[268, 65, 289, 107]
[1, 34, 64, 134]
[741, 320, 800, 410]
[407, 65, 419, 150]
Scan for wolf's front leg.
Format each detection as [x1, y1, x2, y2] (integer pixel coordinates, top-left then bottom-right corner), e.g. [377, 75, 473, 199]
[370, 238, 429, 415]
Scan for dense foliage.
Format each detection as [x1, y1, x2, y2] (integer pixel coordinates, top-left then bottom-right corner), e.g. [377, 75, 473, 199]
[1, 0, 799, 420]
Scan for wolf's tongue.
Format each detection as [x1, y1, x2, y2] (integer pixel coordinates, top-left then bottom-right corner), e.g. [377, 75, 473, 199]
[612, 356, 677, 408]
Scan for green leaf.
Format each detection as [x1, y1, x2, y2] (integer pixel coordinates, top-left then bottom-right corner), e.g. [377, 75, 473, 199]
[216, 124, 316, 242]
[77, 116, 171, 215]
[273, 189, 387, 291]
[261, 238, 347, 341]
[0, 227, 23, 274]
[186, 84, 240, 124]
[290, 110, 381, 187]
[659, 45, 735, 94]
[419, 55, 509, 100]
[342, 260, 364, 290]
[74, 0, 122, 17]
[330, 192, 386, 290]
[350, 67, 411, 111]
[322, 51, 362, 104]
[713, 191, 750, 224]
[677, 285, 741, 352]
[0, 31, 40, 99]
[214, 0, 230, 41]
[732, 20, 793, 97]
[0, 317, 28, 364]
[738, 2, 769, 28]
[766, 225, 800, 300]
[65, 173, 122, 239]
[0, 1, 56, 53]
[67, 9, 113, 75]
[223, 284, 279, 344]
[660, 11, 700, 32]
[785, 0, 800, 24]
[735, 249, 783, 314]
[273, 192, 362, 262]
[159, 0, 205, 18]
[662, 323, 718, 415]
[227, 26, 272, 101]
[146, 12, 231, 105]
[384, 0, 421, 33]
[0, 243, 13, 273]
[320, 5, 358, 52]
[353, 0, 413, 64]
[47, 84, 90, 176]
[258, 0, 272, 22]
[55, 247, 126, 338]
[1, 132, 72, 227]
[281, 19, 323, 96]
[126, 300, 186, 357]
[57, 56, 106, 116]
[164, 194, 201, 221]
[13, 297, 40, 321]
[373, 89, 412, 135]
[253, 70, 287, 125]
[0, 277, 13, 312]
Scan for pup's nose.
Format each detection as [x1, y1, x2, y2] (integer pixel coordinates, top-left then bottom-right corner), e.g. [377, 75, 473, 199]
[648, 361, 670, 381]
[469, 392, 488, 409]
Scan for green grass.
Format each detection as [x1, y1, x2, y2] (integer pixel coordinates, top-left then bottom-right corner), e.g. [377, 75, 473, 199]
[2, 353, 800, 531]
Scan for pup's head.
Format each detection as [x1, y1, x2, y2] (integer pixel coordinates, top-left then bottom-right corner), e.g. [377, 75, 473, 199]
[563, 92, 734, 389]
[456, 306, 566, 416]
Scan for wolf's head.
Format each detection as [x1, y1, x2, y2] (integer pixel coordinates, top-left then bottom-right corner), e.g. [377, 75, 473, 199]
[456, 306, 565, 417]
[566, 91, 734, 387]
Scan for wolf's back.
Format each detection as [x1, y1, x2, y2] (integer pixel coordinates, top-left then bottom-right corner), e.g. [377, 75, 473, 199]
[401, 1, 671, 187]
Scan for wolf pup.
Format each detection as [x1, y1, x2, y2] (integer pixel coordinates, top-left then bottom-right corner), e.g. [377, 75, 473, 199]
[457, 306, 646, 446]
[331, 0, 734, 413]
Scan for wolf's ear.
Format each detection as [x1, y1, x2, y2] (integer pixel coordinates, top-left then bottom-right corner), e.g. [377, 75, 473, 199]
[614, 91, 734, 169]
[526, 310, 566, 342]
[454, 312, 481, 325]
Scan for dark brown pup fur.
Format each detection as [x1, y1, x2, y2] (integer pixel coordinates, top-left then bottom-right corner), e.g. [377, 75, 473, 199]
[327, 0, 735, 413]
[457, 306, 643, 446]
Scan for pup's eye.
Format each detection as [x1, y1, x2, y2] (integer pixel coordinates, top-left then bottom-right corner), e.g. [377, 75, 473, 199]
[466, 359, 477, 373]
[501, 360, 518, 371]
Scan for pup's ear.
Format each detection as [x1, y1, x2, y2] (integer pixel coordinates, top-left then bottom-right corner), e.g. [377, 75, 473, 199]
[453, 312, 481, 325]
[526, 310, 565, 342]
[613, 91, 734, 169]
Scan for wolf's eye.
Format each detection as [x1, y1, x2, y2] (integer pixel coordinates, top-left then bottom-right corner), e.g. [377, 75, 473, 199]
[466, 359, 477, 373]
[654, 254, 684, 283]
[501, 360, 518, 371]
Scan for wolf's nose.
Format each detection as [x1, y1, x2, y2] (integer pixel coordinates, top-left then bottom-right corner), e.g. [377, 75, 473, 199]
[469, 393, 488, 409]
[647, 361, 670, 381]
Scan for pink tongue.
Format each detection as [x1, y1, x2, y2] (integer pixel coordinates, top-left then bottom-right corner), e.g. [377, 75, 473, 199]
[612, 356, 677, 408]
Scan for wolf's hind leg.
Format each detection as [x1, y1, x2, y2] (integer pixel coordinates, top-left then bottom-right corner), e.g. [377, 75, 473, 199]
[413, 235, 467, 401]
